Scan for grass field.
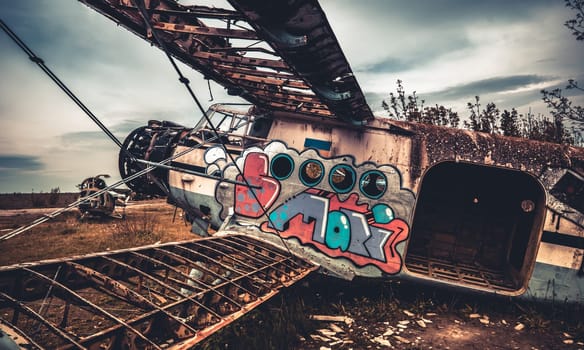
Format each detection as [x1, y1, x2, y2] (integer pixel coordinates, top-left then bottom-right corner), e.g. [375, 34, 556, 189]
[0, 199, 194, 265]
[1, 200, 583, 349]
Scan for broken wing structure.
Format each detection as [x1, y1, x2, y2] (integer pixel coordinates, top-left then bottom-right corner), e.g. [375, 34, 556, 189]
[0, 235, 316, 349]
[78, 0, 372, 124]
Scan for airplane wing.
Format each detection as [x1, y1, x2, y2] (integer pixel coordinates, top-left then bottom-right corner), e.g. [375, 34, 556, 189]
[0, 235, 317, 349]
[78, 0, 373, 124]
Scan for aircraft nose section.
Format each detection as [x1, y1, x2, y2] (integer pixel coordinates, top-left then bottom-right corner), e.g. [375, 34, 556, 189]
[119, 121, 190, 197]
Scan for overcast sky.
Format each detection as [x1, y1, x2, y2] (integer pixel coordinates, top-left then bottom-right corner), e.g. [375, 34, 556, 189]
[1, 0, 583, 193]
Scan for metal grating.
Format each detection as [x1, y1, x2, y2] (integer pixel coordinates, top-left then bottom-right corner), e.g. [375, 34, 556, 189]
[405, 254, 517, 292]
[0, 235, 317, 349]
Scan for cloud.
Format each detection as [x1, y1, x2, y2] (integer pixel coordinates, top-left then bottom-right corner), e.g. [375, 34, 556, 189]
[324, 0, 557, 27]
[355, 36, 473, 74]
[365, 74, 562, 116]
[0, 155, 44, 171]
[59, 119, 146, 144]
[426, 75, 553, 100]
[321, 0, 559, 69]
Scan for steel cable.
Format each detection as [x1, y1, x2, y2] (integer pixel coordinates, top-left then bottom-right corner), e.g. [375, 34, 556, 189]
[131, 0, 295, 256]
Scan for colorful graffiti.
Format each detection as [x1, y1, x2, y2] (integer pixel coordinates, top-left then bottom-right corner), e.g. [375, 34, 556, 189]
[218, 142, 415, 275]
[261, 189, 409, 274]
[234, 153, 280, 218]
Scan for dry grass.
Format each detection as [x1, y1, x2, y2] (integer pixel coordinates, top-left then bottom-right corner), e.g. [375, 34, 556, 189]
[0, 200, 195, 266]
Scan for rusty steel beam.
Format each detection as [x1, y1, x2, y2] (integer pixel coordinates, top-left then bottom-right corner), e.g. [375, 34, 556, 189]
[152, 22, 259, 40]
[192, 51, 288, 70]
[118, 3, 246, 21]
[252, 93, 330, 112]
[253, 99, 332, 117]
[222, 71, 310, 89]
[0, 235, 317, 349]
[211, 64, 298, 81]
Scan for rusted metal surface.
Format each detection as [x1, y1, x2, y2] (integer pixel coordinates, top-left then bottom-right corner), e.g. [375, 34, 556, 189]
[78, 0, 372, 124]
[348, 117, 584, 186]
[0, 235, 317, 349]
[227, 0, 373, 124]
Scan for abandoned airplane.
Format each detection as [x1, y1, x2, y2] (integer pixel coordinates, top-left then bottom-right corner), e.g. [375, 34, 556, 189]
[0, 0, 582, 348]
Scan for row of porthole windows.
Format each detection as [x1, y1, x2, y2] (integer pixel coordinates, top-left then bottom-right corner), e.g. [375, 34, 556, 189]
[270, 154, 388, 199]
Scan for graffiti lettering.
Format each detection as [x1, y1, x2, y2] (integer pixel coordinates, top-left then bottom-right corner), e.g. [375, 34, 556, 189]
[234, 153, 280, 218]
[263, 188, 409, 274]
[222, 144, 415, 275]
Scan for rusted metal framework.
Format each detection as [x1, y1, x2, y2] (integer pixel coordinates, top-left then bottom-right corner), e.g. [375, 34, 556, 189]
[0, 235, 316, 349]
[78, 0, 373, 124]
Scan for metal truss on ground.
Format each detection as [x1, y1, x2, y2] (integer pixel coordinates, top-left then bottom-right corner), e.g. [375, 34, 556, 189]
[0, 235, 316, 349]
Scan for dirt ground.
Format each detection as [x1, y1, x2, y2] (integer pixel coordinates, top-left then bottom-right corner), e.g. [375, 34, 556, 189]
[0, 201, 583, 350]
[297, 277, 584, 350]
[205, 275, 584, 350]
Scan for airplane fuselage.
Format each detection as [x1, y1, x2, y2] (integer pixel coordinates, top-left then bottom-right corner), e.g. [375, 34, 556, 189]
[125, 104, 584, 303]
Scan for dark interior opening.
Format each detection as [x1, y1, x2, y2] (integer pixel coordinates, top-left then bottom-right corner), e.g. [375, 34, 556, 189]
[405, 162, 545, 294]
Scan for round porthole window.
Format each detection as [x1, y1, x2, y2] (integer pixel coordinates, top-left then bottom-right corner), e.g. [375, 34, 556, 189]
[270, 154, 294, 180]
[299, 160, 324, 186]
[329, 164, 356, 193]
[360, 170, 387, 199]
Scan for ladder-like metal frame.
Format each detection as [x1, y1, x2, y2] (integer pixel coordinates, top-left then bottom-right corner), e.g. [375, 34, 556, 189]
[0, 235, 317, 349]
[78, 0, 373, 124]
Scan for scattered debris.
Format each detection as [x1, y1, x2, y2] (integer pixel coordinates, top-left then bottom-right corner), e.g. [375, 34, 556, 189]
[373, 335, 391, 347]
[317, 329, 338, 338]
[403, 310, 415, 317]
[383, 328, 394, 336]
[563, 339, 574, 345]
[426, 313, 437, 317]
[310, 334, 331, 342]
[393, 335, 411, 344]
[311, 315, 355, 325]
[416, 319, 427, 328]
[469, 313, 481, 319]
[514, 323, 525, 331]
[398, 320, 410, 325]
[501, 319, 508, 325]
[329, 324, 345, 334]
[329, 340, 343, 347]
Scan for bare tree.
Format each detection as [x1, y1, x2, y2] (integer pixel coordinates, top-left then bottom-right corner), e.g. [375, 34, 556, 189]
[382, 80, 460, 128]
[565, 0, 584, 41]
[464, 96, 499, 134]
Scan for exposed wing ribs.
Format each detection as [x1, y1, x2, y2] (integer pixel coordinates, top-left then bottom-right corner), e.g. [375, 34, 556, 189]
[0, 235, 317, 349]
[79, 0, 372, 124]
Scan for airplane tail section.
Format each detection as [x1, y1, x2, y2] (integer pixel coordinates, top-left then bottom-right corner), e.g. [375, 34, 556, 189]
[0, 235, 317, 349]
